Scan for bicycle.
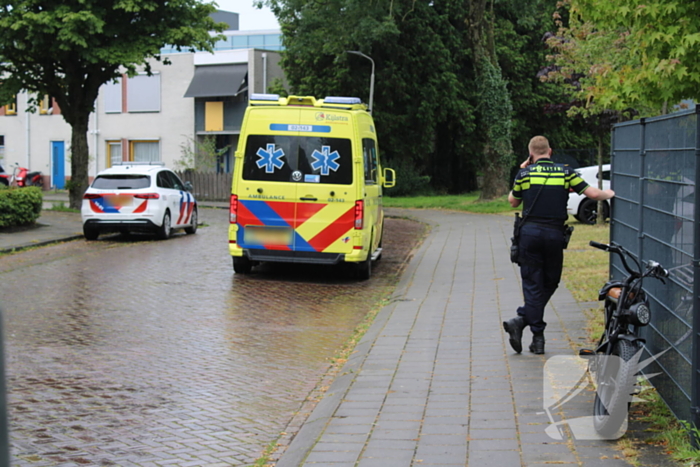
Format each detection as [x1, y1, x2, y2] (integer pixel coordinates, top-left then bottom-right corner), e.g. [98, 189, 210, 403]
[580, 241, 668, 438]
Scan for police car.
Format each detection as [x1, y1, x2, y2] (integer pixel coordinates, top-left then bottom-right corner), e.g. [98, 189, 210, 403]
[81, 162, 197, 240]
[567, 164, 611, 224]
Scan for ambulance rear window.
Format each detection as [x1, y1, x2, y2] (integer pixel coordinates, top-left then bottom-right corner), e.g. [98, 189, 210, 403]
[243, 135, 352, 184]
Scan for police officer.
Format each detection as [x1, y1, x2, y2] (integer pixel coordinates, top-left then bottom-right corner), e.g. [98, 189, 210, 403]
[503, 136, 615, 354]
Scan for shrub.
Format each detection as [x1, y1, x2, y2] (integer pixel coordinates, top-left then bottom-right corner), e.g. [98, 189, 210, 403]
[0, 187, 43, 227]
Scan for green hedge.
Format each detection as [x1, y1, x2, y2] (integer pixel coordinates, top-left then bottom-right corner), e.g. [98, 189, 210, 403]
[0, 186, 43, 227]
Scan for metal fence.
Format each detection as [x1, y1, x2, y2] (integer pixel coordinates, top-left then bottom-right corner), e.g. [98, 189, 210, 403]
[610, 107, 700, 425]
[175, 171, 231, 201]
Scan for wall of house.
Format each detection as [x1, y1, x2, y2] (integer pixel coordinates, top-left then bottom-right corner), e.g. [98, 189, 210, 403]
[0, 47, 284, 187]
[95, 52, 195, 177]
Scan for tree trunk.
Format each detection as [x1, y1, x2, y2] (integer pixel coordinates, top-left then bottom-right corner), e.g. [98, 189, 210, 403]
[467, 0, 514, 201]
[480, 149, 510, 199]
[69, 118, 90, 210]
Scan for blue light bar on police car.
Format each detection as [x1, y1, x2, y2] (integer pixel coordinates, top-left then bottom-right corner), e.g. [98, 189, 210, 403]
[250, 93, 280, 101]
[324, 96, 362, 104]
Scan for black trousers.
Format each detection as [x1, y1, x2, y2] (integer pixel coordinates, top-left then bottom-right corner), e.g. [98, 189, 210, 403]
[516, 223, 565, 334]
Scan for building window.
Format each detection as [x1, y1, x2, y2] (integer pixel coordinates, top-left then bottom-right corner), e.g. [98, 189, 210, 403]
[0, 135, 5, 164]
[2, 96, 17, 116]
[130, 140, 160, 162]
[106, 140, 122, 167]
[39, 95, 60, 115]
[205, 101, 224, 132]
[127, 74, 160, 113]
[103, 79, 122, 114]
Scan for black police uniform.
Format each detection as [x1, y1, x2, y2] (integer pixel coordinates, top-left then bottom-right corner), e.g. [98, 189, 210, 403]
[510, 159, 589, 335]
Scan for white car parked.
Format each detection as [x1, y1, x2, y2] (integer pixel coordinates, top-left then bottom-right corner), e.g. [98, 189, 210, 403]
[567, 164, 611, 224]
[81, 162, 198, 240]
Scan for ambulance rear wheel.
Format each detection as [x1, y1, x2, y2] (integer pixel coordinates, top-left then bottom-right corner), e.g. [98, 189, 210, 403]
[233, 256, 252, 274]
[356, 254, 372, 281]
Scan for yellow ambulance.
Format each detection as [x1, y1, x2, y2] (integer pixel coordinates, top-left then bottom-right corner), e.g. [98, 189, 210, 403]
[228, 94, 395, 280]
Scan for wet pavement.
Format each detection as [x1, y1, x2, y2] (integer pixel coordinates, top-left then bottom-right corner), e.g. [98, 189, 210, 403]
[1, 207, 426, 466]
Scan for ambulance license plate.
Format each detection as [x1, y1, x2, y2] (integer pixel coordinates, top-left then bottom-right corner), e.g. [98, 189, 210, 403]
[244, 226, 293, 246]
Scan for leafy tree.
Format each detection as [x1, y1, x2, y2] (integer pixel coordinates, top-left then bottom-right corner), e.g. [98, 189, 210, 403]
[175, 135, 231, 172]
[262, 0, 598, 196]
[465, 0, 514, 199]
[553, 0, 700, 114]
[264, 0, 478, 194]
[0, 1, 225, 208]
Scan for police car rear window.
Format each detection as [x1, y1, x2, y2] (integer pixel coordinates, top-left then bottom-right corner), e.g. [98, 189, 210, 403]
[243, 135, 352, 184]
[92, 175, 151, 189]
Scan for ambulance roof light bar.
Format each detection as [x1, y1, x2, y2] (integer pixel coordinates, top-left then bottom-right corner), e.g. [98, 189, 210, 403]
[323, 96, 362, 105]
[250, 93, 280, 101]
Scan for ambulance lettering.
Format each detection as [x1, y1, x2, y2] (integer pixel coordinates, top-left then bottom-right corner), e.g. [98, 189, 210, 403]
[311, 145, 340, 176]
[256, 144, 286, 173]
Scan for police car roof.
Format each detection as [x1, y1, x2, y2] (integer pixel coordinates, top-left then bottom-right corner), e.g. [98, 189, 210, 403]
[97, 162, 167, 176]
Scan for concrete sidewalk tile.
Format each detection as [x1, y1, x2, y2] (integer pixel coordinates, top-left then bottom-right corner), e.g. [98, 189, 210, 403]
[414, 446, 467, 464]
[321, 433, 369, 443]
[467, 428, 517, 439]
[324, 423, 374, 435]
[357, 450, 415, 466]
[304, 463, 355, 467]
[468, 438, 519, 451]
[423, 407, 470, 418]
[328, 416, 377, 426]
[468, 450, 521, 466]
[364, 439, 417, 452]
[312, 442, 366, 452]
[375, 412, 424, 422]
[304, 449, 361, 464]
[420, 423, 469, 436]
[377, 404, 425, 415]
[373, 420, 422, 431]
[417, 433, 468, 445]
[468, 418, 515, 429]
[371, 428, 420, 441]
[384, 397, 429, 407]
[521, 443, 578, 463]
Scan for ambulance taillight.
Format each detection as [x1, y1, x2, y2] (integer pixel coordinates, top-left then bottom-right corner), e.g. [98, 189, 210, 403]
[354, 200, 364, 229]
[230, 194, 239, 224]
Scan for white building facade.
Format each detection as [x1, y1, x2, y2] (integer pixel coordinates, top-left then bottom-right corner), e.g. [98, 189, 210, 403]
[0, 15, 284, 189]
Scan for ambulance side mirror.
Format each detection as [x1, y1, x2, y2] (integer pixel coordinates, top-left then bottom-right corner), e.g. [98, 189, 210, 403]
[382, 168, 396, 188]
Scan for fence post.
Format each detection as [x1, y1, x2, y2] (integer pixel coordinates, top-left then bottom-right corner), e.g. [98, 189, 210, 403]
[692, 105, 700, 447]
[638, 118, 647, 263]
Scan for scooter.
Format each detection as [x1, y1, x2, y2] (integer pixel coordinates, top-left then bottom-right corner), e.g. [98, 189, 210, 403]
[2, 162, 44, 187]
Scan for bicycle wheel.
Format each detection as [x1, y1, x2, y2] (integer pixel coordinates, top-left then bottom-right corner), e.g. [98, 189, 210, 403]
[593, 339, 640, 438]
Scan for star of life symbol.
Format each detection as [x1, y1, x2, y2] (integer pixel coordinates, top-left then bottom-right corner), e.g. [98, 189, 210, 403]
[310, 145, 340, 176]
[256, 144, 285, 173]
[541, 348, 669, 440]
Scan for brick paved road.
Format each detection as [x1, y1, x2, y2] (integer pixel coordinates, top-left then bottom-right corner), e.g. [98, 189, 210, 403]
[0, 208, 425, 466]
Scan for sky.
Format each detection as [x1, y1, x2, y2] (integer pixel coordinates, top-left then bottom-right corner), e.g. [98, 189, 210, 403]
[214, 1, 281, 30]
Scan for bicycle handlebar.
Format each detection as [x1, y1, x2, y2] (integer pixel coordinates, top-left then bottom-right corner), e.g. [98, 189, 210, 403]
[589, 241, 609, 251]
[589, 240, 667, 280]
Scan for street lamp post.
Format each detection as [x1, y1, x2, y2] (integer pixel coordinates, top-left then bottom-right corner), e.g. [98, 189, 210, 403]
[347, 51, 375, 114]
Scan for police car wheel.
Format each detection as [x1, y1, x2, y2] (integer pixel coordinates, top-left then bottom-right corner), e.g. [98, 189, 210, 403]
[579, 199, 609, 225]
[233, 256, 252, 274]
[157, 210, 172, 240]
[83, 225, 99, 241]
[185, 209, 198, 235]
